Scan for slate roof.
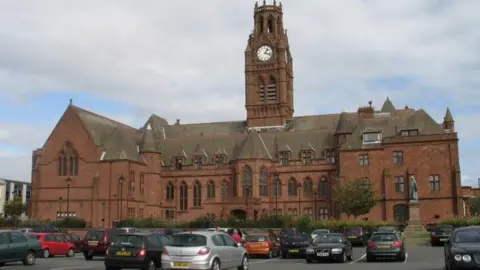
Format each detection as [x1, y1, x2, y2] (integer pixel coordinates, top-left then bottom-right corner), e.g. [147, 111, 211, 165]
[65, 97, 454, 165]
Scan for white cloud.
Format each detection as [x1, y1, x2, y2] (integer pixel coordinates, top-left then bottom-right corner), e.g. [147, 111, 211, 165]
[0, 0, 479, 181]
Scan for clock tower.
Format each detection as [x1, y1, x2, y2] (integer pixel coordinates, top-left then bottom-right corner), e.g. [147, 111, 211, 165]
[245, 0, 294, 128]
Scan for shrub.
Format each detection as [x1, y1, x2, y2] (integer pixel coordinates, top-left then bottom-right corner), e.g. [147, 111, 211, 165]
[54, 217, 87, 228]
[440, 216, 480, 228]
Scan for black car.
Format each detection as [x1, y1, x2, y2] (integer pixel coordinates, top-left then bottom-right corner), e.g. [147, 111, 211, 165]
[344, 226, 367, 246]
[366, 232, 406, 262]
[105, 233, 171, 270]
[280, 233, 311, 258]
[431, 225, 454, 246]
[305, 233, 353, 263]
[444, 226, 480, 270]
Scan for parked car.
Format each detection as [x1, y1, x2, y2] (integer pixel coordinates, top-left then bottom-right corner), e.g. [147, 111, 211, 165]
[65, 233, 83, 252]
[17, 228, 34, 233]
[366, 232, 406, 262]
[311, 229, 330, 239]
[279, 233, 311, 258]
[244, 233, 280, 258]
[444, 226, 480, 270]
[0, 230, 42, 266]
[375, 226, 399, 233]
[161, 231, 248, 270]
[105, 232, 172, 270]
[431, 224, 453, 246]
[82, 228, 128, 260]
[305, 233, 353, 263]
[344, 227, 367, 246]
[29, 233, 76, 258]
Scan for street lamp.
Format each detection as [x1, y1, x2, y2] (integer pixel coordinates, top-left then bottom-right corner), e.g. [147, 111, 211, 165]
[101, 201, 106, 227]
[65, 177, 72, 218]
[245, 187, 251, 221]
[118, 175, 125, 220]
[297, 183, 302, 219]
[313, 191, 318, 220]
[58, 196, 63, 219]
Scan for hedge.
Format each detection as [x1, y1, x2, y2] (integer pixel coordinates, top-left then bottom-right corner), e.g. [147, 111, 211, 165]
[0, 217, 87, 228]
[439, 216, 480, 228]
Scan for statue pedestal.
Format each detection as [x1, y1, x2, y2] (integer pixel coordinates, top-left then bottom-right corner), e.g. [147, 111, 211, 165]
[405, 200, 424, 233]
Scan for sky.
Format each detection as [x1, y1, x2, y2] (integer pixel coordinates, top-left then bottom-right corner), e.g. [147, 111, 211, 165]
[0, 0, 479, 186]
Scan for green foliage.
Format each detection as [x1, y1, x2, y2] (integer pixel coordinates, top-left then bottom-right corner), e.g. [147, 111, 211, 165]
[469, 197, 480, 216]
[4, 197, 27, 218]
[440, 216, 480, 228]
[332, 178, 378, 218]
[54, 217, 87, 228]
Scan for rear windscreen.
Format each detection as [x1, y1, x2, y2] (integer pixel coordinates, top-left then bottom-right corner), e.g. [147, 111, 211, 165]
[435, 226, 453, 233]
[377, 227, 396, 232]
[370, 234, 398, 241]
[86, 231, 105, 240]
[286, 234, 309, 241]
[112, 235, 144, 247]
[346, 227, 362, 234]
[170, 234, 207, 247]
[246, 235, 267, 242]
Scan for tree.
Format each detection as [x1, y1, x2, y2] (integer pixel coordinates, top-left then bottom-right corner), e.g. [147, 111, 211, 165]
[469, 197, 480, 216]
[332, 178, 378, 218]
[4, 197, 27, 218]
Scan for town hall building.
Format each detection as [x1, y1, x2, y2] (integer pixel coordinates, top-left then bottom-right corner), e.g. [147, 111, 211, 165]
[29, 1, 463, 227]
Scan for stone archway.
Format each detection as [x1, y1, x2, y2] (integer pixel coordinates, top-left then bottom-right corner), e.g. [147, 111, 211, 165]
[230, 209, 247, 221]
[393, 204, 409, 223]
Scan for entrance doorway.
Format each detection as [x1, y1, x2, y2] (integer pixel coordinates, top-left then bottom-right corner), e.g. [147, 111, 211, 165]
[393, 204, 409, 223]
[230, 209, 247, 221]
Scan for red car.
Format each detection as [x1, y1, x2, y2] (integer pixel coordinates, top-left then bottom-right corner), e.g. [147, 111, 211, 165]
[82, 229, 127, 260]
[30, 233, 76, 258]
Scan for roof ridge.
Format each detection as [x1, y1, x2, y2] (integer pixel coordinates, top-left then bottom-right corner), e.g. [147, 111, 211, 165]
[169, 119, 246, 127]
[71, 105, 137, 131]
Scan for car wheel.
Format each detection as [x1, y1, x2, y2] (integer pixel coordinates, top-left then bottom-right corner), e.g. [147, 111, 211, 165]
[366, 254, 374, 262]
[340, 252, 347, 263]
[43, 249, 50, 258]
[281, 251, 287, 259]
[84, 254, 93, 260]
[211, 259, 220, 270]
[22, 250, 36, 265]
[399, 252, 406, 262]
[237, 255, 248, 270]
[431, 242, 436, 247]
[268, 250, 273, 259]
[306, 259, 313, 264]
[67, 248, 75, 257]
[145, 259, 156, 270]
[347, 249, 353, 260]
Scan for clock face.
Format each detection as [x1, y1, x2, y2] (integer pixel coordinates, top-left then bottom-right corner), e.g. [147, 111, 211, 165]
[257, 45, 273, 61]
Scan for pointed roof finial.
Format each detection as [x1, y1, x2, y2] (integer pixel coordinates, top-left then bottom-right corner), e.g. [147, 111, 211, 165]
[69, 98, 72, 105]
[263, 0, 266, 6]
[279, 0, 282, 7]
[255, 1, 258, 8]
[274, 0, 276, 6]
[444, 107, 454, 122]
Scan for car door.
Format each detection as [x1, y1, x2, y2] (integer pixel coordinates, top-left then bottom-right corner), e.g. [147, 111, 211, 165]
[0, 232, 12, 262]
[211, 234, 229, 267]
[44, 234, 57, 254]
[55, 234, 68, 255]
[220, 234, 240, 267]
[9, 232, 29, 260]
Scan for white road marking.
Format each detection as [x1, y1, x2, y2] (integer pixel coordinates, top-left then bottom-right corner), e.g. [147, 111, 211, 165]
[404, 252, 408, 263]
[50, 267, 92, 270]
[250, 258, 279, 264]
[350, 254, 366, 264]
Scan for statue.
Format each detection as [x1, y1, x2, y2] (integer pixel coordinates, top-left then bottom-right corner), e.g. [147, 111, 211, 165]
[410, 175, 418, 201]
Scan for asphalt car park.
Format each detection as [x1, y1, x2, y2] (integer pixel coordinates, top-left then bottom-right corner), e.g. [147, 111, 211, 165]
[0, 246, 445, 270]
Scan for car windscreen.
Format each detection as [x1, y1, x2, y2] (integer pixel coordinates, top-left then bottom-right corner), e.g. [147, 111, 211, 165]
[86, 230, 105, 240]
[377, 227, 396, 232]
[112, 235, 144, 247]
[312, 230, 329, 234]
[435, 226, 453, 233]
[246, 235, 267, 242]
[454, 231, 480, 243]
[313, 234, 343, 244]
[170, 234, 207, 247]
[285, 234, 309, 241]
[345, 227, 362, 235]
[370, 233, 398, 242]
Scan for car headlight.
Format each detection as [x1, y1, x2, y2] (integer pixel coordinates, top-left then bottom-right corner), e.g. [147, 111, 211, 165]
[454, 255, 462, 261]
[331, 248, 342, 254]
[306, 248, 314, 253]
[463, 255, 472, 262]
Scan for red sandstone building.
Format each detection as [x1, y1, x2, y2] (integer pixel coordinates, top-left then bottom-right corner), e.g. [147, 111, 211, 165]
[30, 2, 464, 227]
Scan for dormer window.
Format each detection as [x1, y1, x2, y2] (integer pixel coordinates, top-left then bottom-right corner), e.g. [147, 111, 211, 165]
[215, 155, 226, 169]
[193, 156, 205, 169]
[301, 151, 313, 165]
[400, 129, 418, 136]
[279, 152, 290, 165]
[324, 149, 335, 164]
[174, 157, 185, 171]
[363, 132, 382, 143]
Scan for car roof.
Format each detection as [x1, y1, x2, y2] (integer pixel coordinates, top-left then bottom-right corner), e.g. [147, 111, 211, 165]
[454, 226, 480, 232]
[247, 232, 270, 236]
[117, 233, 150, 236]
[175, 231, 220, 236]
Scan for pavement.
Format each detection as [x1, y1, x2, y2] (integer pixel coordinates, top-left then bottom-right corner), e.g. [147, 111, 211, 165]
[3, 246, 444, 270]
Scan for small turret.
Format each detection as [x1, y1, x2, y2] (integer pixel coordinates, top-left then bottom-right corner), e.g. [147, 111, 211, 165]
[443, 107, 455, 132]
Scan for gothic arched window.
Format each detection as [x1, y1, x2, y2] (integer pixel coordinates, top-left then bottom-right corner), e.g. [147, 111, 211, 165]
[179, 182, 188, 211]
[221, 181, 229, 199]
[267, 76, 277, 101]
[242, 166, 253, 197]
[259, 167, 268, 197]
[288, 178, 298, 196]
[207, 181, 216, 199]
[272, 174, 282, 197]
[193, 181, 202, 207]
[58, 151, 67, 176]
[166, 182, 174, 200]
[303, 177, 313, 195]
[318, 177, 329, 195]
[69, 150, 79, 176]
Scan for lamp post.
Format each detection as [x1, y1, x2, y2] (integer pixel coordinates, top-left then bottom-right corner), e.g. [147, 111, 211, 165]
[65, 177, 72, 218]
[101, 201, 106, 227]
[245, 187, 251, 221]
[297, 183, 302, 219]
[313, 192, 318, 220]
[274, 175, 280, 220]
[118, 175, 125, 221]
[58, 196, 63, 220]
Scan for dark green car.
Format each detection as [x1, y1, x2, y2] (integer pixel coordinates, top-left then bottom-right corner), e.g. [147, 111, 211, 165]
[0, 230, 42, 266]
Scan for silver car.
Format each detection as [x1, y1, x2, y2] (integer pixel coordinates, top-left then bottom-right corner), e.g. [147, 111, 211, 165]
[161, 231, 248, 270]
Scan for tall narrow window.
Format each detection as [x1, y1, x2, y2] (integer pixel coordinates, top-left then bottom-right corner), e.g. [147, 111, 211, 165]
[267, 76, 277, 101]
[259, 167, 268, 197]
[287, 178, 298, 196]
[259, 84, 265, 102]
[303, 177, 313, 195]
[242, 166, 253, 197]
[207, 181, 216, 199]
[272, 174, 282, 197]
[129, 171, 135, 193]
[166, 182, 174, 200]
[232, 173, 237, 197]
[258, 16, 264, 33]
[69, 152, 78, 176]
[221, 181, 229, 199]
[267, 18, 274, 33]
[193, 181, 201, 207]
[318, 177, 329, 195]
[395, 176, 404, 193]
[58, 152, 67, 176]
[179, 182, 188, 211]
[429, 174, 440, 191]
[139, 173, 145, 195]
[174, 157, 184, 170]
